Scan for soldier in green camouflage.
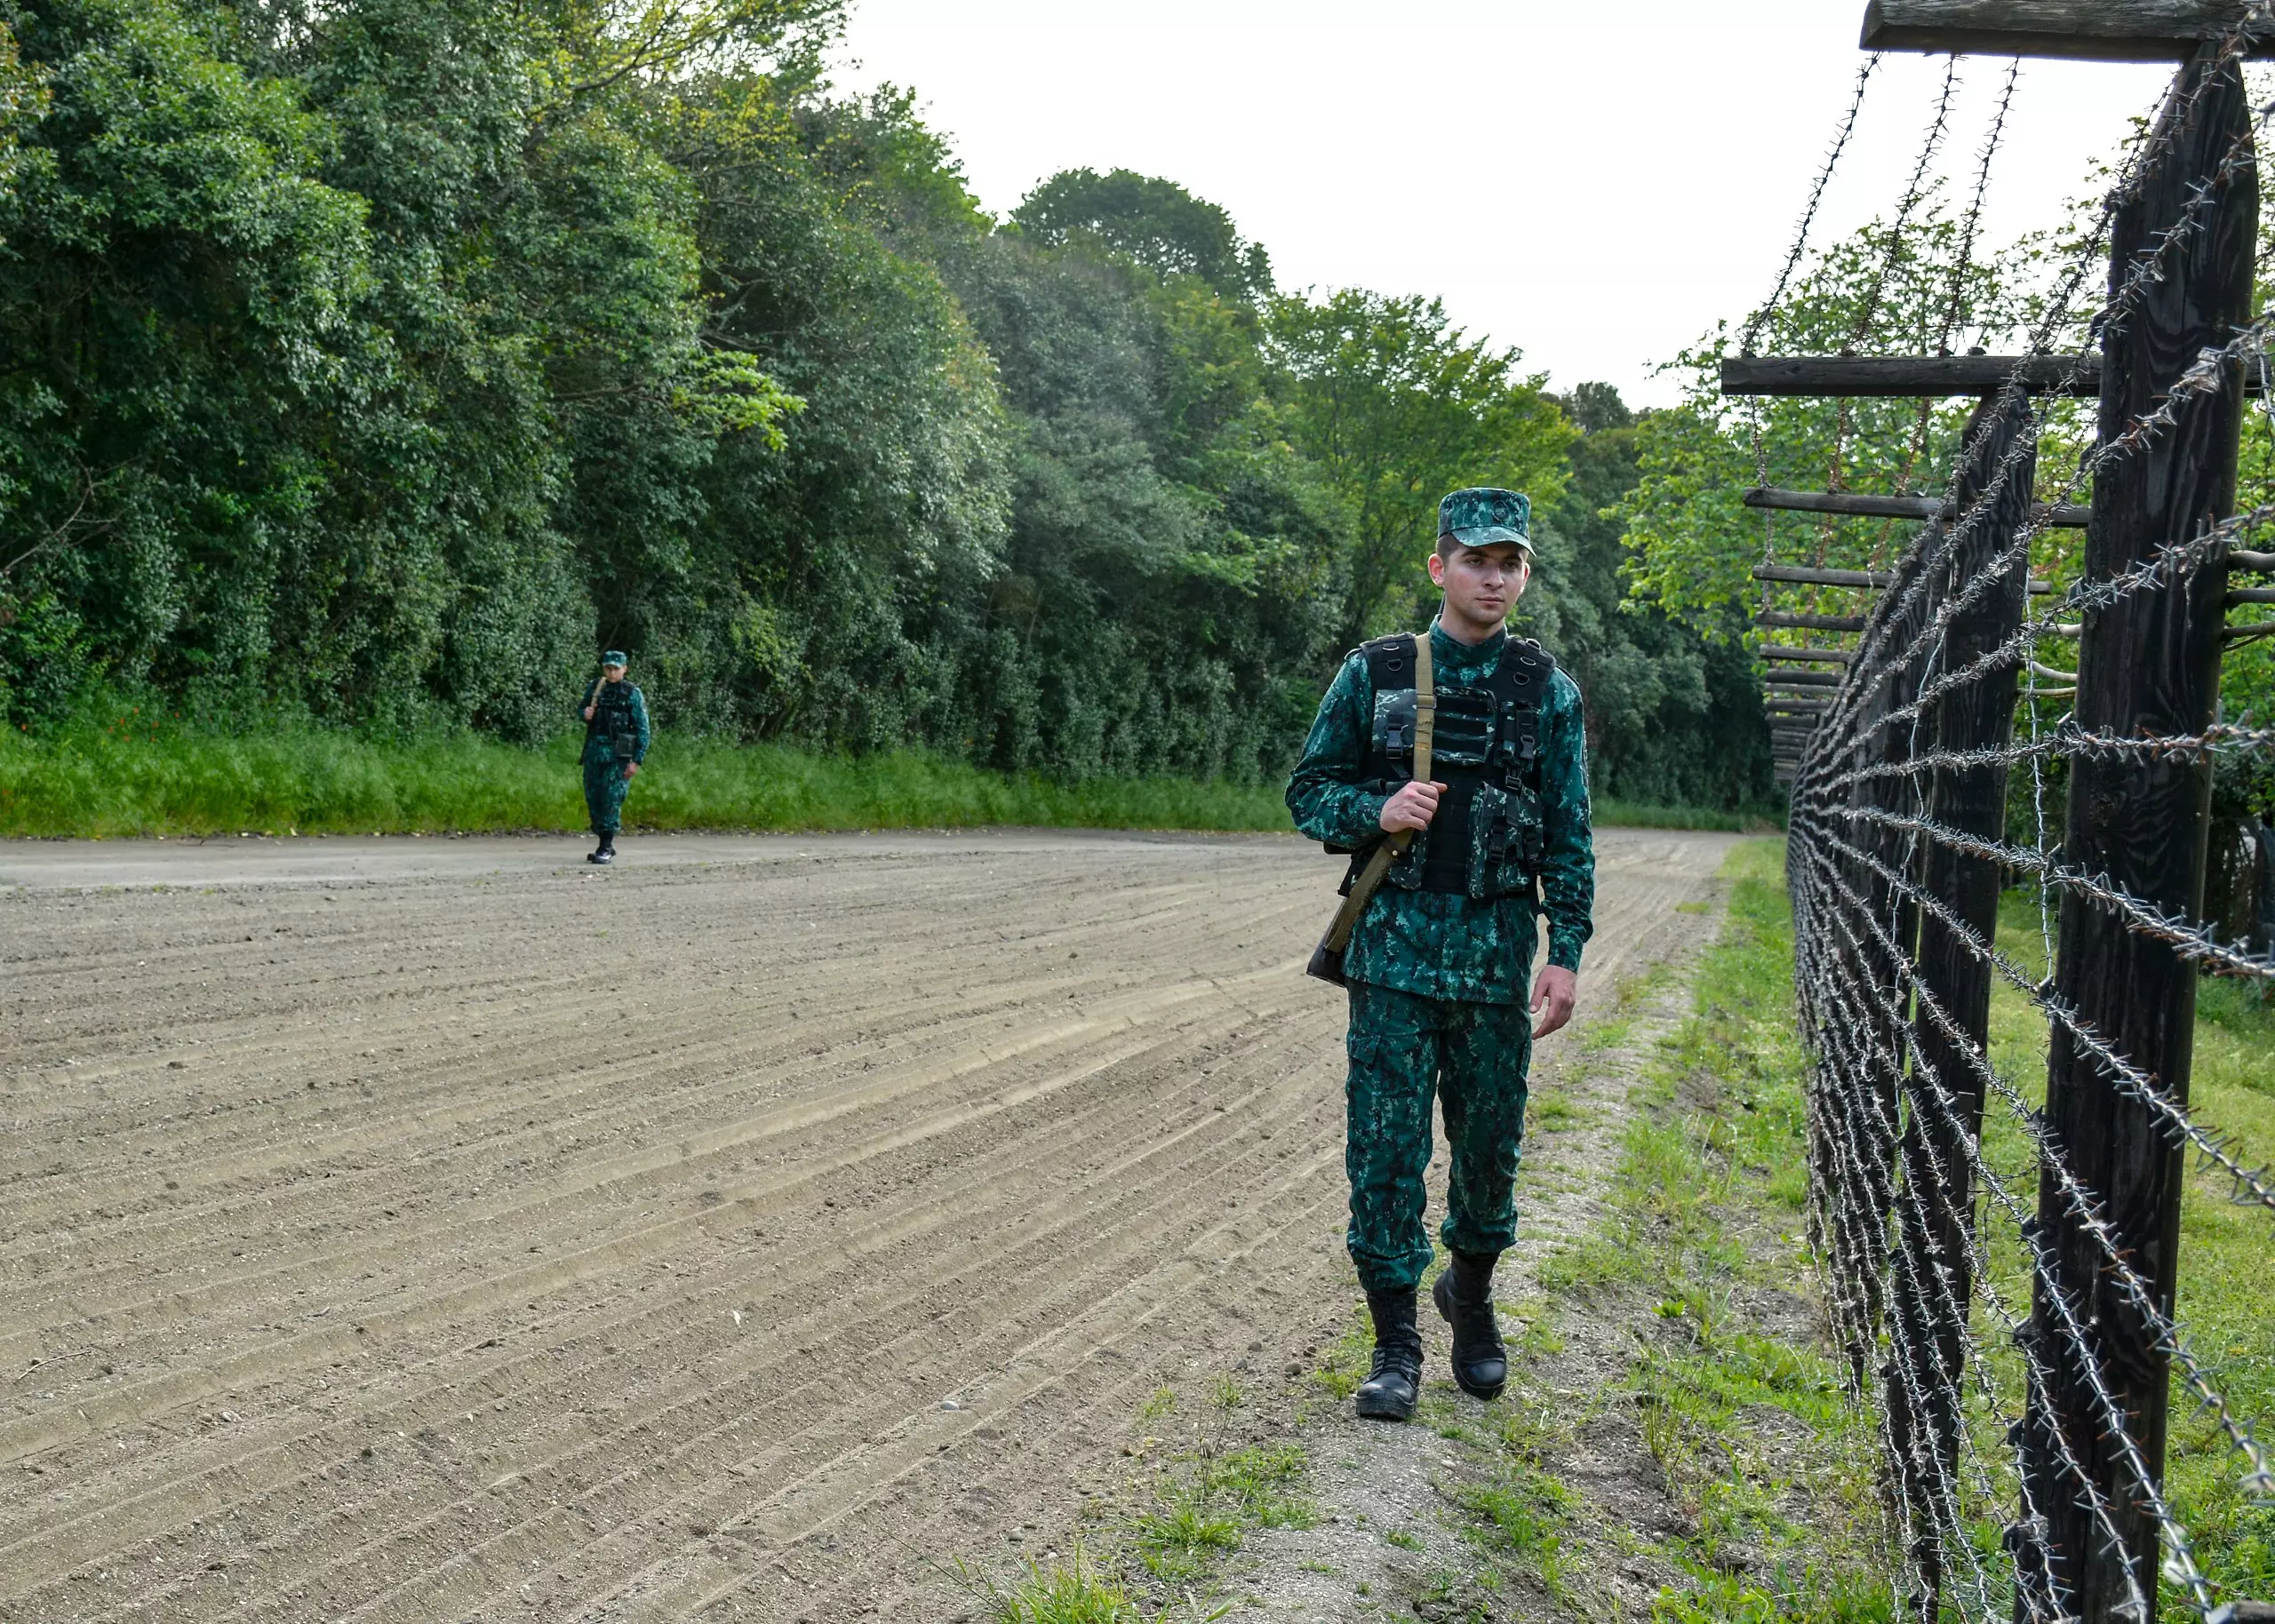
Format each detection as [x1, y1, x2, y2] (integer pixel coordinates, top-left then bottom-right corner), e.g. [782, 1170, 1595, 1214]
[1286, 488, 1595, 1421]
[579, 652, 651, 865]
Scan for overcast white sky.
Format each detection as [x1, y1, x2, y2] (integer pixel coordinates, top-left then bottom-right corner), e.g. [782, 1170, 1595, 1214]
[827, 3, 2177, 409]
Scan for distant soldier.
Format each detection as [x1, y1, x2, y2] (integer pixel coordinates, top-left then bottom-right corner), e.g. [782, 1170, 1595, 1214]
[1287, 489, 1595, 1421]
[579, 652, 650, 865]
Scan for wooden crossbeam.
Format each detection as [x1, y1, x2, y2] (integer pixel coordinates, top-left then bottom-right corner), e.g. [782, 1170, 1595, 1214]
[1766, 667, 1845, 686]
[1861, 1, 2271, 61]
[2231, 548, 2275, 571]
[2225, 587, 2275, 605]
[1744, 486, 2092, 528]
[1722, 354, 2097, 398]
[1748, 487, 1938, 519]
[1753, 564, 1892, 589]
[1760, 645, 1856, 664]
[1758, 610, 1869, 633]
[1753, 562, 2055, 594]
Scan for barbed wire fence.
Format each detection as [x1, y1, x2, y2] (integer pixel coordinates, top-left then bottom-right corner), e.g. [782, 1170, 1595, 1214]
[1737, 14, 2275, 1623]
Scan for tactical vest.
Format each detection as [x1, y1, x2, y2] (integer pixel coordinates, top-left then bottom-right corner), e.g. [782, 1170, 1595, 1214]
[1343, 633, 1556, 903]
[588, 682, 641, 761]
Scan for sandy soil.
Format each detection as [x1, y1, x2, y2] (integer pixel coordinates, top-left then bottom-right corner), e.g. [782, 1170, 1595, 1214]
[0, 827, 1735, 1621]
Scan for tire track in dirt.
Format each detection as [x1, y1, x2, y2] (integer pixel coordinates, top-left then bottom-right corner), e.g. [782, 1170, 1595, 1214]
[62, 1010, 1335, 1622]
[0, 828, 1733, 1621]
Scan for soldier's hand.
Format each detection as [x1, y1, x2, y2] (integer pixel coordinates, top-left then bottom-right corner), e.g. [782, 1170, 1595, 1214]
[1378, 781, 1446, 834]
[583, 705, 595, 720]
[623, 762, 639, 779]
[1530, 966, 1577, 1039]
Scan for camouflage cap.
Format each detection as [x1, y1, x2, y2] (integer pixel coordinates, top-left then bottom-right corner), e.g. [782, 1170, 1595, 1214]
[1438, 488, 1532, 554]
[601, 650, 629, 667]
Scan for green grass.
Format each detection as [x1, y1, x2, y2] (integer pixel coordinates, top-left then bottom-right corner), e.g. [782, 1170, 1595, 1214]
[950, 1542, 1155, 1623]
[954, 1379, 1301, 1614]
[1605, 851, 2275, 1617]
[1130, 1379, 1314, 1581]
[1526, 839, 1900, 1622]
[0, 711, 1292, 837]
[0, 709, 1765, 840]
[1979, 888, 2275, 1604]
[1594, 800, 1785, 834]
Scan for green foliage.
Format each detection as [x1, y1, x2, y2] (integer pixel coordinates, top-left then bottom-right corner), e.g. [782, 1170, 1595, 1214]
[1618, 204, 2075, 636]
[1526, 393, 1776, 810]
[2209, 203, 2275, 812]
[1011, 167, 1269, 299]
[0, 0, 1770, 818]
[1265, 288, 1574, 642]
[0, 15, 44, 209]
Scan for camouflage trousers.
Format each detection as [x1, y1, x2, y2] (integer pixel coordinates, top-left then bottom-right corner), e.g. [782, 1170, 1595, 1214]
[1344, 982, 1532, 1292]
[582, 747, 631, 834]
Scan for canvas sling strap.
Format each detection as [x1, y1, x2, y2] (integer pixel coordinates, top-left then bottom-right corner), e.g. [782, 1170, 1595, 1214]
[1306, 632, 1433, 985]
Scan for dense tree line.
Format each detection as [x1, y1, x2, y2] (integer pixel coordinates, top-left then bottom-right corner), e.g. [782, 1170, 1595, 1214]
[0, 0, 1773, 808]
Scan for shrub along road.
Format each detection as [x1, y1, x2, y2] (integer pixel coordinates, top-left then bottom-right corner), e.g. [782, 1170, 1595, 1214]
[0, 828, 1733, 1620]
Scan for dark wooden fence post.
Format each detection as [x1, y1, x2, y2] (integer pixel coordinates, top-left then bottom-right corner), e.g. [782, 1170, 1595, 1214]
[2022, 44, 2255, 1624]
[1888, 391, 2034, 1615]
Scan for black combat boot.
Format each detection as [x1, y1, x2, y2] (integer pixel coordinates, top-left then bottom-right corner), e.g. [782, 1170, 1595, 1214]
[1353, 1286, 1423, 1421]
[1433, 1249, 1508, 1400]
[587, 832, 614, 865]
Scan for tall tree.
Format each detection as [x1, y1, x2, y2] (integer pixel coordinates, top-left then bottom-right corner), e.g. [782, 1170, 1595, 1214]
[1010, 167, 1270, 300]
[1265, 290, 1572, 643]
[1519, 384, 1772, 809]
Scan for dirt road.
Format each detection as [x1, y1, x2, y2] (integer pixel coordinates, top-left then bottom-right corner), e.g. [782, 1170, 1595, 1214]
[0, 827, 1734, 1621]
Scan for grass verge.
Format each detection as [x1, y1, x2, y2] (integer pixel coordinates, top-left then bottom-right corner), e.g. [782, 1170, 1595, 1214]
[1983, 896, 2275, 1603]
[0, 710, 1768, 840]
[1592, 800, 1785, 835]
[0, 712, 1290, 837]
[1443, 838, 1898, 1620]
[1454, 842, 2275, 1620]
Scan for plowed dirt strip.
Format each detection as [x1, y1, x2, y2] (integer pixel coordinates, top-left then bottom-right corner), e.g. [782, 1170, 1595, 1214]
[0, 827, 1734, 1622]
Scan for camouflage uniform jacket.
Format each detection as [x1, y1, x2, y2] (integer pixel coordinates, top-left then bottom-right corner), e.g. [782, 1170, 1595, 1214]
[1286, 624, 1594, 1004]
[579, 679, 651, 765]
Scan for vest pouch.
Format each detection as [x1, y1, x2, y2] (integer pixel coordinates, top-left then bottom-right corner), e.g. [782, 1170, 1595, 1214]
[1372, 690, 1418, 778]
[1470, 782, 1544, 900]
[611, 731, 638, 760]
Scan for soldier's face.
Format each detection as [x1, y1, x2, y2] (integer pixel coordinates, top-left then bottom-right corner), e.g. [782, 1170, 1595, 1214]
[604, 664, 627, 681]
[1429, 544, 1529, 627]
